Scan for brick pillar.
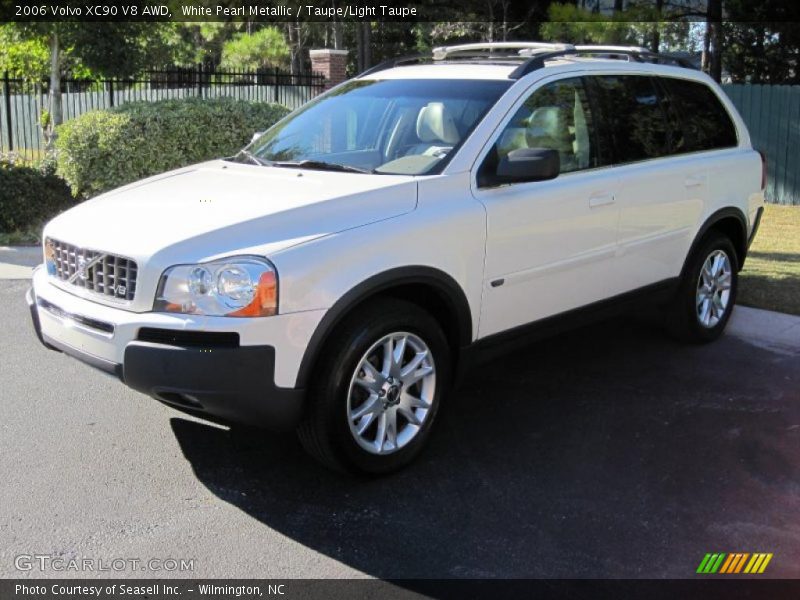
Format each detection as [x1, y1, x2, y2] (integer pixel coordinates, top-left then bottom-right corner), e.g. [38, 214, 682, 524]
[309, 49, 349, 90]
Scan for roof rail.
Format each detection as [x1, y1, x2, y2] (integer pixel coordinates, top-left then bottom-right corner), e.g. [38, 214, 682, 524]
[509, 49, 577, 78]
[432, 42, 574, 61]
[358, 41, 697, 79]
[573, 45, 698, 68]
[574, 45, 651, 54]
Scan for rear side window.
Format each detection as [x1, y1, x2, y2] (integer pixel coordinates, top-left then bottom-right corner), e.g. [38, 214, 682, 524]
[590, 75, 670, 163]
[661, 78, 738, 152]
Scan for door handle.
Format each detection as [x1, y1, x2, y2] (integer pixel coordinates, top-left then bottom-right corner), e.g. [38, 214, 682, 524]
[589, 192, 615, 208]
[684, 174, 706, 188]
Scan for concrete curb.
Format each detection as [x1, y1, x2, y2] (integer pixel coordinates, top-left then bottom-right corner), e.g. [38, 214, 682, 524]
[727, 305, 800, 355]
[0, 246, 41, 280]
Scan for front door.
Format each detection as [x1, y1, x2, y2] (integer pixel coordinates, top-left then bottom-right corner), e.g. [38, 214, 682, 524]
[472, 76, 620, 338]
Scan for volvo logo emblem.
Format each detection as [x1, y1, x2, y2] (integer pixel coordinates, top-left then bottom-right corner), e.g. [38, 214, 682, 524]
[68, 253, 104, 285]
[386, 384, 401, 405]
[76, 256, 87, 281]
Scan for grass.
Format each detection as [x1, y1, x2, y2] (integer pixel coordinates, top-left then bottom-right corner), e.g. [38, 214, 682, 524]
[738, 204, 800, 316]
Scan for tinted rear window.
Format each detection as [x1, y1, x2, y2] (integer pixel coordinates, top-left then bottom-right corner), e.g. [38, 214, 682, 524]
[591, 75, 670, 163]
[661, 78, 738, 152]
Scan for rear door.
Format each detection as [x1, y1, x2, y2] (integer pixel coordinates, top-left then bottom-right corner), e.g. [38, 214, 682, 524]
[588, 74, 705, 293]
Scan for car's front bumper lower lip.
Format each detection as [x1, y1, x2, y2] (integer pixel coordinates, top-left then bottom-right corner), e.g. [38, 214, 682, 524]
[27, 286, 305, 430]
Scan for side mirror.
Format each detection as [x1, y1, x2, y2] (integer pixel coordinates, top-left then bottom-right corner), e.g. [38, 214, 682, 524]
[495, 148, 560, 184]
[251, 131, 264, 144]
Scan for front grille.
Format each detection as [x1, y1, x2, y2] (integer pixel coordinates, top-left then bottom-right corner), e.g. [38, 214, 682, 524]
[46, 238, 137, 301]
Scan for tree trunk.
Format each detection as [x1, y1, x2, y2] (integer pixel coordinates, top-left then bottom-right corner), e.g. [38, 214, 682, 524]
[710, 23, 722, 82]
[286, 23, 302, 75]
[47, 31, 62, 148]
[650, 0, 663, 53]
[332, 21, 343, 50]
[706, 0, 723, 82]
[362, 23, 371, 70]
[613, 0, 623, 12]
[501, 0, 509, 41]
[356, 23, 364, 73]
[356, 23, 371, 72]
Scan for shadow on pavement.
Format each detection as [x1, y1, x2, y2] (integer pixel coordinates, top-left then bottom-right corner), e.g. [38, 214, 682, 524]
[170, 317, 800, 579]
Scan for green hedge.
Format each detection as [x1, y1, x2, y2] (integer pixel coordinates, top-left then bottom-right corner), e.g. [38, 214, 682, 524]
[55, 97, 290, 198]
[0, 160, 73, 235]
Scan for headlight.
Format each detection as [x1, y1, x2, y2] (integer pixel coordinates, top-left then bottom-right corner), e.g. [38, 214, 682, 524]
[154, 257, 277, 317]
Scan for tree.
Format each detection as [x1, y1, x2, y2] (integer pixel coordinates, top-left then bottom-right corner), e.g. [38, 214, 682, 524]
[220, 27, 291, 71]
[4, 18, 167, 145]
[0, 25, 51, 80]
[540, 3, 690, 51]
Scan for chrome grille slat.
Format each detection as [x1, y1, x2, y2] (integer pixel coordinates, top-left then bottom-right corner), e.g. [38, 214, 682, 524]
[46, 238, 137, 301]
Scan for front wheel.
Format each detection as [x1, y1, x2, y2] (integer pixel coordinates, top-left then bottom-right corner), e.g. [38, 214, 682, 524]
[666, 232, 738, 343]
[297, 299, 450, 475]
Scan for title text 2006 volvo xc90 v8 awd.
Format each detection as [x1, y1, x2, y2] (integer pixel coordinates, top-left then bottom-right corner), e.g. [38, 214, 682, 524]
[29, 43, 765, 473]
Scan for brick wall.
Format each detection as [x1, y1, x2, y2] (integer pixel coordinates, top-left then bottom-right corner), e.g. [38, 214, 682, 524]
[309, 49, 349, 90]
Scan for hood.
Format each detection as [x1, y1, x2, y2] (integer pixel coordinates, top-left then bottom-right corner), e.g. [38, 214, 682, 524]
[44, 160, 418, 267]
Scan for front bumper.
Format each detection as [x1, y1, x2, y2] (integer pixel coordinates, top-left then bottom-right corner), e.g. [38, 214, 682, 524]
[27, 270, 321, 430]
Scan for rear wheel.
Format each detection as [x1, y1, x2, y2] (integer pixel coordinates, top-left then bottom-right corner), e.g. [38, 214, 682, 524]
[297, 299, 450, 475]
[667, 232, 738, 343]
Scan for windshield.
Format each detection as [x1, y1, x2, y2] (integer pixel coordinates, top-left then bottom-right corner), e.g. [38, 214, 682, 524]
[235, 78, 512, 175]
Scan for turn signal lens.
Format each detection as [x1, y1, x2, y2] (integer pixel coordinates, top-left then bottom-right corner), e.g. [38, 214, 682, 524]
[229, 271, 277, 317]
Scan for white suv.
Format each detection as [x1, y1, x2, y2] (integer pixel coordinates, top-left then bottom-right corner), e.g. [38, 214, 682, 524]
[28, 43, 765, 474]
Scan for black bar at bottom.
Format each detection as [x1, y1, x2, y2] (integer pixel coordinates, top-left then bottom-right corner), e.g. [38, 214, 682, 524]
[2, 579, 799, 600]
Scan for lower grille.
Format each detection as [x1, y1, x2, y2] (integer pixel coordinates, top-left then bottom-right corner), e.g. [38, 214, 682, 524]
[137, 328, 240, 348]
[46, 238, 137, 301]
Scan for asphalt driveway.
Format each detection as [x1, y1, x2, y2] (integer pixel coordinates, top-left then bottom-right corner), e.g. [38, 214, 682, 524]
[0, 277, 798, 579]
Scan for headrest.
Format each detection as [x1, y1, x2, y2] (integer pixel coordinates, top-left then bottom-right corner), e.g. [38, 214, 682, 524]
[527, 106, 566, 140]
[416, 102, 460, 145]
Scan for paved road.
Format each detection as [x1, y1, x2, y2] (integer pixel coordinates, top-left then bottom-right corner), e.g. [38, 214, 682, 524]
[1, 279, 799, 579]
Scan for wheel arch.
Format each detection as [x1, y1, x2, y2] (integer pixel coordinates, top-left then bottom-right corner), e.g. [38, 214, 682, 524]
[682, 207, 748, 275]
[294, 266, 473, 389]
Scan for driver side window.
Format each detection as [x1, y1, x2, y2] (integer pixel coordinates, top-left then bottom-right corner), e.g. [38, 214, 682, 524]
[480, 77, 597, 185]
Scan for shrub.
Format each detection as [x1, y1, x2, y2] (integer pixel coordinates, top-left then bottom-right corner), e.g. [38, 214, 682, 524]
[55, 97, 290, 198]
[0, 159, 74, 237]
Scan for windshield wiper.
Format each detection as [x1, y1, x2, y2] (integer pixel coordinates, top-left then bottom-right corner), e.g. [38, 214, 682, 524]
[235, 149, 272, 166]
[271, 160, 372, 174]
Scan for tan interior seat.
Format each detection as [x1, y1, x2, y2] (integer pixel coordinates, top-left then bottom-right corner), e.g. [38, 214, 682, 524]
[407, 102, 461, 157]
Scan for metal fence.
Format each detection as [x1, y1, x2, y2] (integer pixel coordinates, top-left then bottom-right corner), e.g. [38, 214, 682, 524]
[2, 73, 797, 205]
[723, 84, 800, 205]
[0, 65, 325, 160]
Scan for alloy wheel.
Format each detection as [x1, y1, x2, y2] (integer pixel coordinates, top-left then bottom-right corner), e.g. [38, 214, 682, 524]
[346, 332, 437, 455]
[696, 249, 733, 328]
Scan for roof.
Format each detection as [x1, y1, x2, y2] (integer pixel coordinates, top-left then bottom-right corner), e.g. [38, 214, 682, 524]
[358, 42, 699, 82]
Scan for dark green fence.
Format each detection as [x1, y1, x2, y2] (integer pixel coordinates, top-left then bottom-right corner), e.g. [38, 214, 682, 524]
[723, 84, 800, 206]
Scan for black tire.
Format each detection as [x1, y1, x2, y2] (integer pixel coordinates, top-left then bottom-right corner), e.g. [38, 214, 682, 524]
[666, 231, 739, 343]
[297, 298, 451, 475]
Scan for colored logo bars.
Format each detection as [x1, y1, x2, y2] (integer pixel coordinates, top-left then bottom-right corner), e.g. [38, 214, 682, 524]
[697, 553, 773, 574]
